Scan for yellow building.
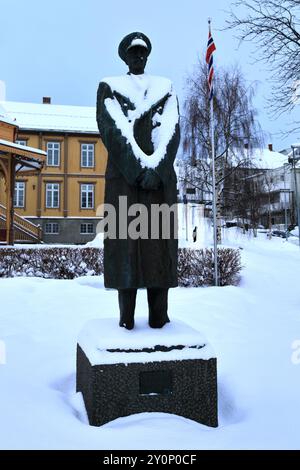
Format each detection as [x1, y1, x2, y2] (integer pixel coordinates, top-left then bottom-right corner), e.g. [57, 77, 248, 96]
[0, 97, 107, 244]
[0, 106, 46, 244]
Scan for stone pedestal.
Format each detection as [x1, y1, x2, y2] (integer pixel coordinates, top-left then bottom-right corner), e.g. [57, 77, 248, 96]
[76, 318, 218, 427]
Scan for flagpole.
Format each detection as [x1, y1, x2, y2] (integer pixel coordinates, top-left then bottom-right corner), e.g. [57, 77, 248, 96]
[208, 18, 219, 287]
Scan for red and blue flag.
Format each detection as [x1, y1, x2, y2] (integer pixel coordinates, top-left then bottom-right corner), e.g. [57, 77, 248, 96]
[206, 29, 216, 101]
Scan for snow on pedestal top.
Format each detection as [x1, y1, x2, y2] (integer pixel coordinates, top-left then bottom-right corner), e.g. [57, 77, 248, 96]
[78, 318, 215, 365]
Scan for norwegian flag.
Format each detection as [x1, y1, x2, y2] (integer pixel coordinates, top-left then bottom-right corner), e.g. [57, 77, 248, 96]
[206, 27, 216, 101]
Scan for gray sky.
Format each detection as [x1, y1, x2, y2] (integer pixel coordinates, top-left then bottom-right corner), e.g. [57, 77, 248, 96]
[1, 0, 299, 150]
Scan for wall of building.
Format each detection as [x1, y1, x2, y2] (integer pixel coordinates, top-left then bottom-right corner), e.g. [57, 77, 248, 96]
[27, 217, 100, 244]
[290, 168, 300, 225]
[0, 129, 108, 244]
[0, 120, 15, 141]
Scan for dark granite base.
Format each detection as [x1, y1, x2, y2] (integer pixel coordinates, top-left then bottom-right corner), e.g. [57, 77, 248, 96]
[76, 344, 218, 427]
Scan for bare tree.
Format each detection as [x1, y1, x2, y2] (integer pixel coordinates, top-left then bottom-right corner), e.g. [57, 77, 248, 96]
[226, 0, 300, 121]
[238, 169, 277, 238]
[223, 166, 264, 237]
[260, 172, 278, 238]
[181, 60, 262, 243]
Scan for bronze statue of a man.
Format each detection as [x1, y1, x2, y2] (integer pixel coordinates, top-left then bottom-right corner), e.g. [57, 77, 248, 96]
[96, 32, 180, 330]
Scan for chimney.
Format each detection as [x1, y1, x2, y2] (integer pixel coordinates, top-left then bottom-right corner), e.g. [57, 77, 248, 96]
[43, 97, 51, 104]
[0, 81, 6, 101]
[268, 143, 273, 151]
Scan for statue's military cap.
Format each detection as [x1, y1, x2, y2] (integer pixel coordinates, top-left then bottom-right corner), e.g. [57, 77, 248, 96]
[118, 32, 152, 63]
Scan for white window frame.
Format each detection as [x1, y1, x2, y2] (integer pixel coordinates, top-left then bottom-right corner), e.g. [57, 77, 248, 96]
[80, 223, 94, 234]
[44, 222, 59, 234]
[81, 143, 94, 168]
[15, 140, 27, 146]
[14, 181, 25, 208]
[47, 142, 60, 166]
[46, 183, 60, 208]
[80, 184, 94, 209]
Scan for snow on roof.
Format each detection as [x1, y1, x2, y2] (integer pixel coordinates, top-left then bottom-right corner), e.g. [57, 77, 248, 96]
[251, 148, 288, 170]
[0, 103, 17, 126]
[0, 139, 46, 156]
[279, 148, 291, 156]
[0, 138, 45, 173]
[0, 100, 99, 134]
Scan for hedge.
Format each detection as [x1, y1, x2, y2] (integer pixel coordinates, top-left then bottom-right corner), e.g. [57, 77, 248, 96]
[0, 246, 242, 287]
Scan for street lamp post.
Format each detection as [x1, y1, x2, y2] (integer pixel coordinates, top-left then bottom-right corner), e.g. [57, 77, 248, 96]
[290, 145, 300, 247]
[283, 163, 289, 237]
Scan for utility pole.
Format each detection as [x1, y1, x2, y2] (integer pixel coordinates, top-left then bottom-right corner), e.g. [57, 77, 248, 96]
[290, 145, 300, 247]
[283, 163, 289, 238]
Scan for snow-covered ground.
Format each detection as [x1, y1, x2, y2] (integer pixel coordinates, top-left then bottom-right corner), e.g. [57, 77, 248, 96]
[0, 231, 300, 449]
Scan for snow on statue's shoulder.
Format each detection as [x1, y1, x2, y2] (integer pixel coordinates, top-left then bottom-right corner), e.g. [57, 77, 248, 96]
[101, 74, 173, 108]
[101, 74, 179, 170]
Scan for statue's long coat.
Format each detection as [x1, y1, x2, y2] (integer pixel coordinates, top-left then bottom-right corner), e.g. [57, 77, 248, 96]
[96, 75, 180, 289]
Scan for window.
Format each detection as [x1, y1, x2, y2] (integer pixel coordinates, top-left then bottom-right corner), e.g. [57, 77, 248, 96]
[14, 182, 25, 207]
[47, 142, 60, 166]
[81, 143, 94, 167]
[15, 140, 27, 146]
[44, 223, 59, 234]
[80, 184, 94, 209]
[46, 183, 60, 208]
[186, 188, 196, 194]
[80, 223, 94, 234]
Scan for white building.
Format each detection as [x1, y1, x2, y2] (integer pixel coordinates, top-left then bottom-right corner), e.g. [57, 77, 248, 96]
[234, 146, 300, 228]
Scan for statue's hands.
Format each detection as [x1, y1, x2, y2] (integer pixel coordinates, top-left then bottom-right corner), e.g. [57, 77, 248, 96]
[136, 169, 162, 191]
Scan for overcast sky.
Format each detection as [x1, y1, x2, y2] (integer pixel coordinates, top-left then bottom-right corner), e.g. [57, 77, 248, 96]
[1, 0, 299, 150]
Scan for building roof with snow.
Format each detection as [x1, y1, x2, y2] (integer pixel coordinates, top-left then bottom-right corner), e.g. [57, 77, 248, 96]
[250, 148, 288, 170]
[0, 100, 99, 134]
[0, 103, 18, 127]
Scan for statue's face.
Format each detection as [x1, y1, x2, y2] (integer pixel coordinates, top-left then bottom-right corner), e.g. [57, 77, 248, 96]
[125, 46, 148, 75]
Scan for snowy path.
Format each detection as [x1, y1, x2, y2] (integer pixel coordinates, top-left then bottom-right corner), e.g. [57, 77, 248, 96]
[0, 236, 300, 449]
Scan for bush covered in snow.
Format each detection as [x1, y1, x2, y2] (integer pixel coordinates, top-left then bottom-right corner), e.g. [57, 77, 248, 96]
[0, 247, 104, 279]
[0, 246, 241, 286]
[178, 247, 242, 287]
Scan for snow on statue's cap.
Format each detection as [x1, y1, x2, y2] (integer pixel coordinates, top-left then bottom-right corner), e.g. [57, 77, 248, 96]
[127, 38, 148, 51]
[118, 32, 152, 63]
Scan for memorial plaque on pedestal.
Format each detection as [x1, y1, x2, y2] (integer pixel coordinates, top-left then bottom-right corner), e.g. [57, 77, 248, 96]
[77, 318, 218, 427]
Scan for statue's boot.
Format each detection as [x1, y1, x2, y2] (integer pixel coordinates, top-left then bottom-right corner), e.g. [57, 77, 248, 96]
[147, 288, 170, 328]
[118, 288, 137, 330]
